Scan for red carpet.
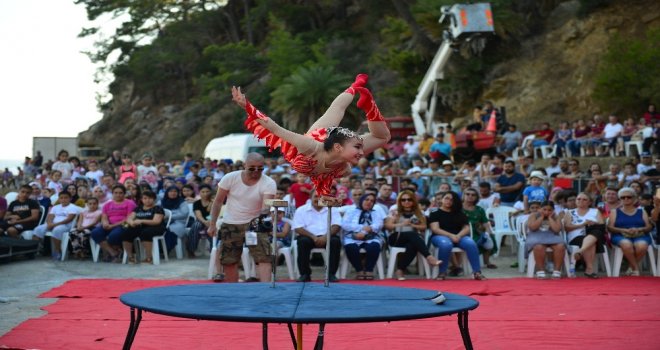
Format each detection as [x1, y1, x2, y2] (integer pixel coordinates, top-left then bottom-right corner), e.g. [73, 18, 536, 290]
[1, 278, 659, 349]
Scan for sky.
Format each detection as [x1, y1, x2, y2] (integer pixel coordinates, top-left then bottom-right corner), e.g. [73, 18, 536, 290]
[0, 0, 105, 163]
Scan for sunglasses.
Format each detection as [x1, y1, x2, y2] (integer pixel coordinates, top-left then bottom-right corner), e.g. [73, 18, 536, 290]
[464, 193, 476, 196]
[247, 167, 264, 172]
[619, 196, 633, 200]
[400, 198, 413, 202]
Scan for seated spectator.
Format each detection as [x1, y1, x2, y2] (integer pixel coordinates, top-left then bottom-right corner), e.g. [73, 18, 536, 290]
[477, 182, 500, 209]
[186, 184, 213, 257]
[523, 171, 548, 212]
[91, 184, 137, 262]
[29, 182, 52, 211]
[527, 122, 555, 155]
[85, 160, 104, 187]
[161, 186, 190, 241]
[182, 184, 198, 203]
[640, 157, 660, 190]
[551, 121, 572, 157]
[384, 190, 441, 280]
[642, 120, 659, 153]
[429, 191, 485, 280]
[429, 133, 452, 160]
[47, 170, 64, 195]
[642, 103, 658, 125]
[293, 189, 342, 282]
[33, 191, 80, 260]
[341, 193, 385, 280]
[557, 159, 584, 179]
[137, 154, 157, 183]
[637, 152, 654, 175]
[495, 160, 525, 207]
[68, 197, 102, 259]
[121, 190, 166, 264]
[271, 207, 292, 249]
[618, 162, 640, 187]
[498, 124, 522, 155]
[545, 156, 561, 178]
[118, 153, 137, 184]
[525, 201, 565, 279]
[599, 114, 623, 156]
[51, 150, 74, 183]
[584, 168, 606, 202]
[0, 185, 40, 238]
[563, 193, 606, 278]
[607, 187, 654, 276]
[566, 119, 591, 157]
[586, 114, 606, 156]
[462, 188, 497, 269]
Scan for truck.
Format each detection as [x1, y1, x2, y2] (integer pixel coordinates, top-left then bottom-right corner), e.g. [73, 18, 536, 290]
[33, 137, 78, 162]
[204, 133, 281, 162]
[32, 137, 104, 162]
[410, 3, 497, 161]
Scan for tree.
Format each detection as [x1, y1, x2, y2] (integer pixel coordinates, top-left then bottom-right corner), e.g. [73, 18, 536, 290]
[270, 65, 351, 132]
[593, 28, 660, 111]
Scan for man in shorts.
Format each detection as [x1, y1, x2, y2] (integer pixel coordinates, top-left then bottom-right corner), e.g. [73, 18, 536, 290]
[208, 153, 277, 282]
[0, 184, 41, 238]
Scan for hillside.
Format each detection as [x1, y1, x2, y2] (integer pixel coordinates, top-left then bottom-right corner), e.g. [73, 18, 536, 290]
[77, 0, 660, 160]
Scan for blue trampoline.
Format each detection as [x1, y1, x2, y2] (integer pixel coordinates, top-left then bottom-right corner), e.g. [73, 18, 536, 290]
[120, 282, 479, 349]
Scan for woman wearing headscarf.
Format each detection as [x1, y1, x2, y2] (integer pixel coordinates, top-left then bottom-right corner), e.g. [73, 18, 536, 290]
[341, 193, 385, 280]
[161, 186, 190, 240]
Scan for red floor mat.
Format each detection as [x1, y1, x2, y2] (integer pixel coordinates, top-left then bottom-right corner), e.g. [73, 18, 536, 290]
[2, 278, 659, 349]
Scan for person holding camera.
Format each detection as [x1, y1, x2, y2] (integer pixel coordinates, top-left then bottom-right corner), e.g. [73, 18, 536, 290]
[341, 193, 385, 280]
[207, 153, 277, 282]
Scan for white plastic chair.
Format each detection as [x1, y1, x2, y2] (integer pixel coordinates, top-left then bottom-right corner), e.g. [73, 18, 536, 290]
[292, 241, 329, 279]
[385, 228, 431, 279]
[147, 208, 173, 265]
[207, 235, 221, 279]
[59, 216, 80, 261]
[512, 134, 535, 160]
[20, 205, 46, 240]
[567, 243, 611, 277]
[4, 192, 18, 204]
[624, 129, 645, 157]
[521, 223, 572, 277]
[426, 227, 473, 279]
[487, 206, 518, 257]
[514, 215, 528, 273]
[339, 244, 385, 280]
[535, 144, 557, 159]
[611, 244, 657, 277]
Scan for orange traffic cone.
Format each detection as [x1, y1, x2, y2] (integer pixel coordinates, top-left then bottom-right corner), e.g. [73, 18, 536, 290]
[486, 110, 497, 133]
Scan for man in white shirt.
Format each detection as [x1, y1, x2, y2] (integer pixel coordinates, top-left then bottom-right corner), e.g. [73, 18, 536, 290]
[477, 182, 501, 209]
[208, 153, 277, 282]
[600, 115, 623, 156]
[292, 189, 342, 282]
[545, 156, 561, 178]
[33, 191, 80, 260]
[401, 135, 420, 168]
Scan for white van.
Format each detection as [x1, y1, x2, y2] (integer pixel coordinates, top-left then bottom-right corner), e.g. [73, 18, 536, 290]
[204, 133, 280, 162]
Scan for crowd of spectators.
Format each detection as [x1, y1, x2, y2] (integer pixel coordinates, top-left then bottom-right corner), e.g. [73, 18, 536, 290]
[0, 103, 658, 279]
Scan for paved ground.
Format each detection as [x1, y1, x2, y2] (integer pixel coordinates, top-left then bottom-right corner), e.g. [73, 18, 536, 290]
[0, 246, 521, 336]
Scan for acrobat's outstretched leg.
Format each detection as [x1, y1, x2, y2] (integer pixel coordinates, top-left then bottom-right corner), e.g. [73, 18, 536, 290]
[305, 74, 369, 134]
[354, 86, 390, 154]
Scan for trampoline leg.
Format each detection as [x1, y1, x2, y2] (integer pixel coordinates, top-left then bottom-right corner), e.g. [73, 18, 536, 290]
[457, 311, 473, 350]
[313, 323, 325, 350]
[287, 323, 298, 350]
[123, 308, 142, 350]
[262, 322, 269, 350]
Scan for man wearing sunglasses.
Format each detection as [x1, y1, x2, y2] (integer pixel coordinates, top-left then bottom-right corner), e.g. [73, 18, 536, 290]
[208, 153, 277, 283]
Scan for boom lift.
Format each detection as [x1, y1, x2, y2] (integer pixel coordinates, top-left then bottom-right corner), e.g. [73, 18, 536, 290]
[411, 3, 495, 144]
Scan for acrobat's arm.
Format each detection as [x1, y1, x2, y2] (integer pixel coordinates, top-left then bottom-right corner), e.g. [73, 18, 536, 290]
[232, 86, 319, 157]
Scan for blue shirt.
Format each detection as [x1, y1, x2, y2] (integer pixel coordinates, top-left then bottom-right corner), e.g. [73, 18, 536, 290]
[496, 172, 525, 203]
[523, 185, 548, 203]
[430, 142, 452, 156]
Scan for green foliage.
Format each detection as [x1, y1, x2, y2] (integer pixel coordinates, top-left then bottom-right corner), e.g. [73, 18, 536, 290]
[196, 41, 267, 98]
[265, 23, 313, 89]
[270, 65, 351, 132]
[593, 28, 660, 111]
[577, 0, 611, 18]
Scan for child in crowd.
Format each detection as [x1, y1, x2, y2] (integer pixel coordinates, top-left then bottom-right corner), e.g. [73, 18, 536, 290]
[118, 154, 137, 184]
[69, 197, 103, 259]
[47, 170, 63, 195]
[525, 201, 566, 279]
[33, 191, 80, 260]
[523, 171, 549, 212]
[85, 160, 104, 187]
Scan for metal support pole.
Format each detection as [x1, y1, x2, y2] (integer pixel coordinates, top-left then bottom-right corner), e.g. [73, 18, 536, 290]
[324, 206, 332, 287]
[271, 208, 278, 288]
[262, 322, 269, 350]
